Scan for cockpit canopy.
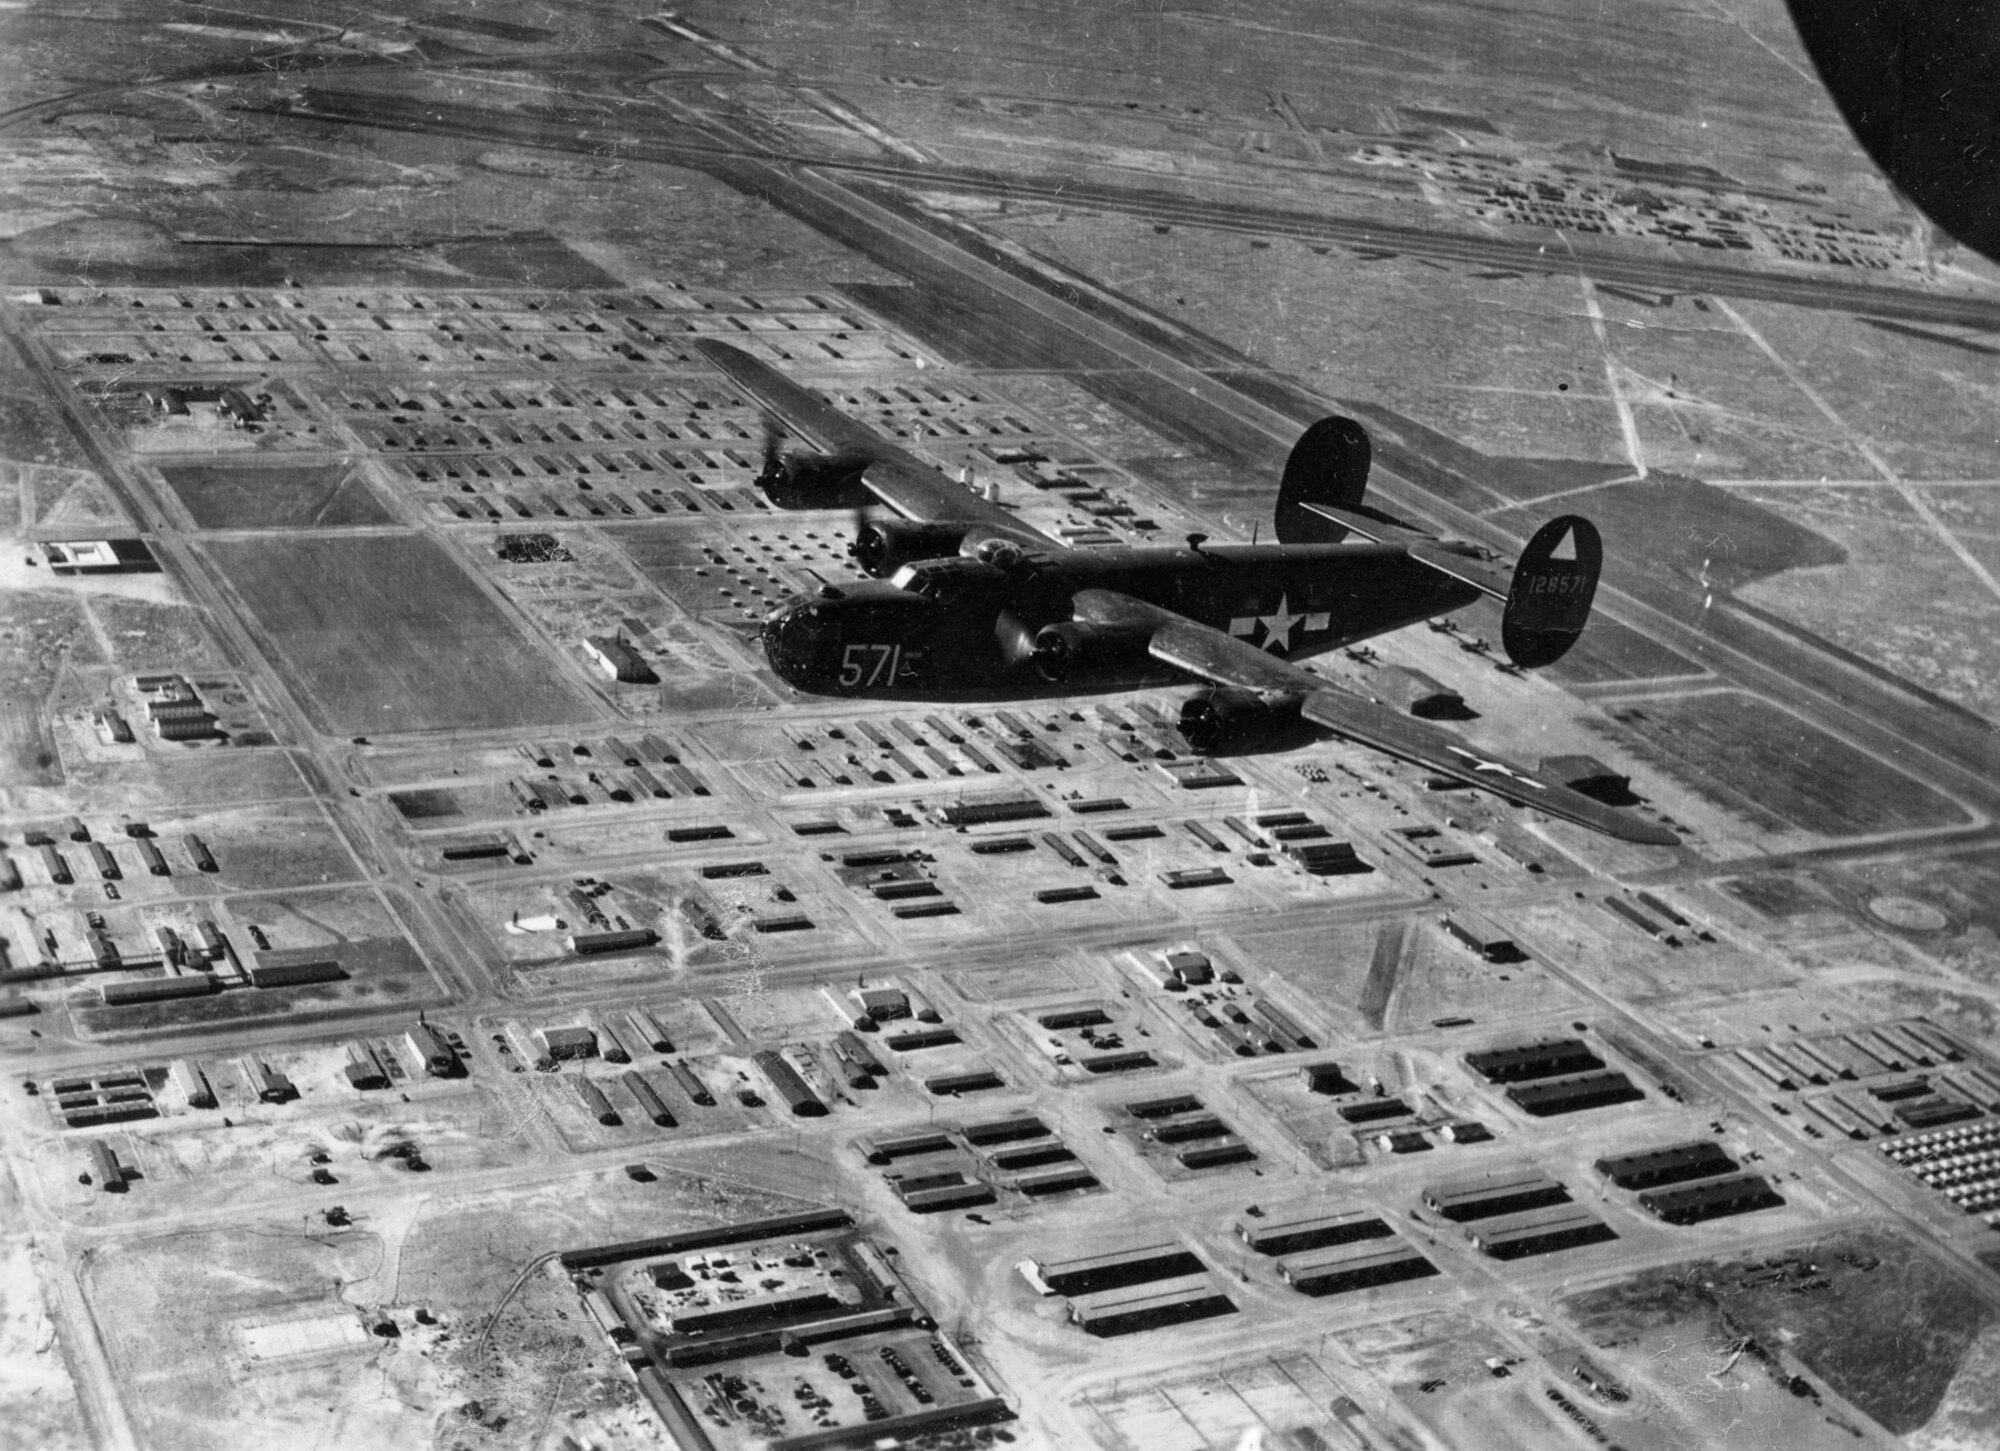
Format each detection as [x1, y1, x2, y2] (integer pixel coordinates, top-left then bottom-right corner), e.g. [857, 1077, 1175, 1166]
[888, 556, 1012, 602]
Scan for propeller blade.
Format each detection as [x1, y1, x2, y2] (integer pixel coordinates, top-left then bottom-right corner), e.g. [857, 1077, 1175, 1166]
[757, 412, 786, 480]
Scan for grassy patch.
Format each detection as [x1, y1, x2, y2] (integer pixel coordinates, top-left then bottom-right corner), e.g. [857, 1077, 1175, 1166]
[204, 532, 592, 733]
[1566, 1229, 1995, 1436]
[158, 461, 392, 530]
[1600, 691, 1964, 836]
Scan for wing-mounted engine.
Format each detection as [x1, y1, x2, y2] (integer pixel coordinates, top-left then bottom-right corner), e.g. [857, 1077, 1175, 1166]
[1030, 619, 1157, 684]
[1177, 686, 1305, 754]
[754, 416, 877, 510]
[852, 520, 970, 577]
[757, 453, 875, 510]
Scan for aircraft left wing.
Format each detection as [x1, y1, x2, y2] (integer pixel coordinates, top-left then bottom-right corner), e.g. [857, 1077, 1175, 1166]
[695, 339, 1057, 550]
[1070, 589, 1679, 847]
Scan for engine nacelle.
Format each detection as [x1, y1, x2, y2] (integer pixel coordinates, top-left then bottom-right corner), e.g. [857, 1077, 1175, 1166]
[853, 520, 969, 578]
[1177, 687, 1303, 755]
[1031, 620, 1156, 684]
[758, 453, 875, 511]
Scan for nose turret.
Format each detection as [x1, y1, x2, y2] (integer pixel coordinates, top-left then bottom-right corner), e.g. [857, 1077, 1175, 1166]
[757, 580, 938, 695]
[761, 592, 832, 688]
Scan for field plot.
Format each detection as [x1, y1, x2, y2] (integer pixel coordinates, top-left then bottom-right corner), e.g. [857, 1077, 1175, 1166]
[74, 1163, 813, 1451]
[157, 459, 394, 529]
[1563, 1228, 1998, 1440]
[82, 1226, 413, 1450]
[36, 743, 308, 816]
[134, 799, 357, 894]
[1598, 690, 1967, 838]
[99, 1090, 527, 1217]
[951, 953, 1090, 1004]
[0, 587, 103, 787]
[1735, 484, 2000, 723]
[1084, 1351, 1367, 1451]
[5, 458, 129, 531]
[0, 1239, 86, 1450]
[87, 594, 221, 670]
[1494, 473, 1844, 594]
[1342, 1312, 1564, 1451]
[202, 533, 592, 733]
[1545, 613, 1705, 687]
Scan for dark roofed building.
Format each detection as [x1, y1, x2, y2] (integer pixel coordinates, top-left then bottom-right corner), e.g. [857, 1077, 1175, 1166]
[752, 1049, 826, 1117]
[1466, 1038, 1605, 1084]
[542, 1025, 599, 1060]
[1034, 1241, 1204, 1297]
[1639, 1175, 1783, 1224]
[1507, 1071, 1645, 1116]
[1422, 1167, 1569, 1221]
[1595, 1141, 1736, 1190]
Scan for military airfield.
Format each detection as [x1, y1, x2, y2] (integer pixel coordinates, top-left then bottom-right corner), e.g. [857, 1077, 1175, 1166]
[3, 1, 2000, 1448]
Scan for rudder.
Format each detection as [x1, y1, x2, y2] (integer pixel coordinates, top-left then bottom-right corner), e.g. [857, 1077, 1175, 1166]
[1502, 515, 1601, 668]
[1275, 417, 1372, 543]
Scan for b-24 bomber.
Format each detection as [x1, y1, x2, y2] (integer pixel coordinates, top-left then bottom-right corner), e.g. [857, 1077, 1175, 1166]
[699, 340, 1672, 846]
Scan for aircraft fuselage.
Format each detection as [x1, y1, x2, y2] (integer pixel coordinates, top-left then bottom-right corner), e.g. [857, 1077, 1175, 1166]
[761, 542, 1481, 697]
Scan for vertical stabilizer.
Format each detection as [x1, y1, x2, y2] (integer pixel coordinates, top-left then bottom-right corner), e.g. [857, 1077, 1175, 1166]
[1275, 417, 1372, 543]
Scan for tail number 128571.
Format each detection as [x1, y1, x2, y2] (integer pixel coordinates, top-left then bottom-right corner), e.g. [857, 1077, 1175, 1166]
[839, 643, 918, 688]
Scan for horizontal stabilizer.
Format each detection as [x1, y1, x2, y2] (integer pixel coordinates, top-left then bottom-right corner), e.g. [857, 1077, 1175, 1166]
[1299, 501, 1426, 547]
[1305, 503, 1602, 668]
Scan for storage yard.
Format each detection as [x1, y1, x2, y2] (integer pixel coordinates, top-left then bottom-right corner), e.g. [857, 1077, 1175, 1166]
[3, 2, 2000, 1450]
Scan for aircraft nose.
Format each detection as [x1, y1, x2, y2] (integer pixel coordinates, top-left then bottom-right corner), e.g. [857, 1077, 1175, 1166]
[760, 597, 822, 684]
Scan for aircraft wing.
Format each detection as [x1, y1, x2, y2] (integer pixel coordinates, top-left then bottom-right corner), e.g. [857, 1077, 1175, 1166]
[1072, 589, 1678, 847]
[695, 339, 1059, 548]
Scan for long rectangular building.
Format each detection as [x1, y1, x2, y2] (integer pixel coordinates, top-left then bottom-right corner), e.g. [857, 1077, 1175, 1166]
[1066, 1275, 1233, 1336]
[1421, 1167, 1568, 1221]
[100, 974, 218, 1006]
[668, 1059, 713, 1106]
[622, 1070, 675, 1127]
[900, 1181, 997, 1214]
[248, 960, 345, 989]
[1176, 1140, 1255, 1169]
[1278, 1239, 1437, 1295]
[243, 1058, 295, 1102]
[1033, 1241, 1203, 1297]
[1014, 1165, 1098, 1196]
[753, 1050, 826, 1117]
[1506, 1071, 1645, 1116]
[1595, 1141, 1736, 1190]
[626, 1007, 672, 1053]
[859, 1129, 953, 1163]
[1236, 1208, 1391, 1256]
[1639, 1175, 1784, 1224]
[1465, 1038, 1603, 1083]
[1464, 1205, 1616, 1259]
[167, 1059, 214, 1110]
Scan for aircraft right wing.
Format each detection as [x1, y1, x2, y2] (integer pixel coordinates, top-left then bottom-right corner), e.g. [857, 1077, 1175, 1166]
[1070, 588, 1679, 847]
[695, 339, 1058, 551]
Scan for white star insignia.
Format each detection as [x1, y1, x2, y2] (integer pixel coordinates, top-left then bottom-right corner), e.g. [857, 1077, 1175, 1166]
[1446, 746, 1547, 790]
[1258, 594, 1301, 653]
